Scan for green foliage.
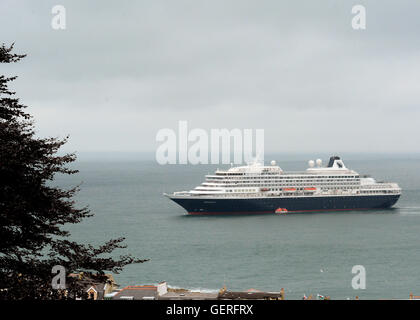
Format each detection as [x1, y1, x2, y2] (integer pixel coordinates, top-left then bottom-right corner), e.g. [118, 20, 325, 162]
[0, 43, 147, 300]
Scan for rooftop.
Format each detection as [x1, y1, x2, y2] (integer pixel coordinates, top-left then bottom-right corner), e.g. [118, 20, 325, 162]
[112, 285, 158, 300]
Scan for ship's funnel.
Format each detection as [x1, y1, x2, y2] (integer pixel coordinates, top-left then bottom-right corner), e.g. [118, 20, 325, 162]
[327, 156, 346, 169]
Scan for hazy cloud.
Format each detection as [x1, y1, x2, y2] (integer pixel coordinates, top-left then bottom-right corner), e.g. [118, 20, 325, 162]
[1, 0, 419, 153]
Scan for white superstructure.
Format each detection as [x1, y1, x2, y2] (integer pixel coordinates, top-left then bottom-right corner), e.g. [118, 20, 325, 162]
[172, 156, 401, 198]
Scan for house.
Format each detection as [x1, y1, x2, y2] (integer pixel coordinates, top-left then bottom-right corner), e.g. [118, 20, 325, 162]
[112, 285, 158, 300]
[68, 273, 117, 300]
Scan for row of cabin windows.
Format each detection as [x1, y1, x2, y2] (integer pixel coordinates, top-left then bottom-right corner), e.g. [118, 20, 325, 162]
[211, 180, 359, 184]
[217, 175, 358, 179]
[207, 181, 360, 185]
[225, 187, 360, 193]
[208, 183, 359, 187]
[208, 178, 359, 183]
[360, 190, 398, 194]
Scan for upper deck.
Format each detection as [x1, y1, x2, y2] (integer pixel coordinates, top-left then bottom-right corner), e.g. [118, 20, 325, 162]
[170, 156, 401, 198]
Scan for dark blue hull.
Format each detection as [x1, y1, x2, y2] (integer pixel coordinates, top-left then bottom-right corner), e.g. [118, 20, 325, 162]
[169, 194, 400, 215]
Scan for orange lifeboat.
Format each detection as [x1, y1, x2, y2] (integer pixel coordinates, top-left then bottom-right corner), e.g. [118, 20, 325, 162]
[283, 188, 296, 191]
[304, 187, 316, 191]
[275, 208, 288, 214]
[260, 188, 269, 192]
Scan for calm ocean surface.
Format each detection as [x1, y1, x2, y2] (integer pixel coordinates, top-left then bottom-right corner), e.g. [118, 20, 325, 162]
[56, 156, 420, 299]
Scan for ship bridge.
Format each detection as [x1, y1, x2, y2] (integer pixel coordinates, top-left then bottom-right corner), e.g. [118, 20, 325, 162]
[217, 160, 283, 175]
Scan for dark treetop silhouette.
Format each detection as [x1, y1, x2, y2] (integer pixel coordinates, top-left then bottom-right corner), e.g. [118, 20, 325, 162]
[0, 44, 147, 300]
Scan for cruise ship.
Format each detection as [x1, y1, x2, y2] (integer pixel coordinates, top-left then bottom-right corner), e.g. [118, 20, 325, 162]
[165, 156, 401, 215]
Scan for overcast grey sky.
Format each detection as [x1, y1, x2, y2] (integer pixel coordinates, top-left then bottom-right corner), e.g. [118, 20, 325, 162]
[1, 0, 419, 155]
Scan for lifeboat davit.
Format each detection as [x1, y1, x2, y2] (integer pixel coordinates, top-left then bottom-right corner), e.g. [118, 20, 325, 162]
[275, 208, 288, 214]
